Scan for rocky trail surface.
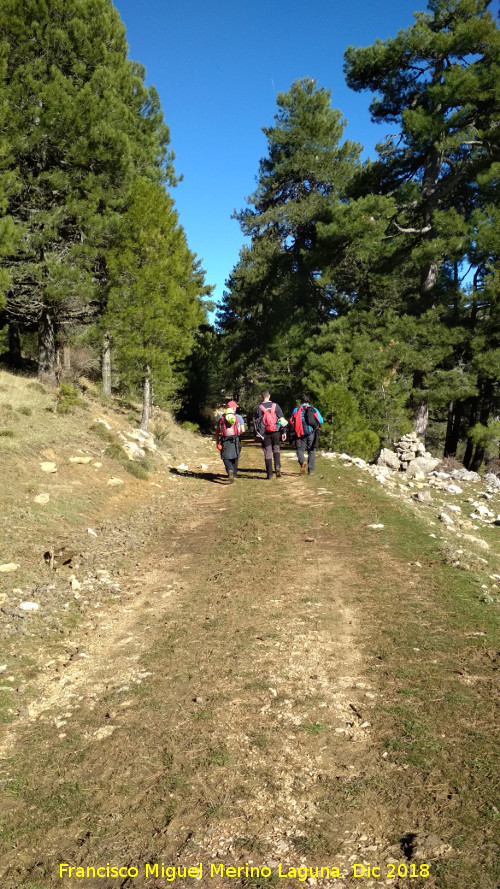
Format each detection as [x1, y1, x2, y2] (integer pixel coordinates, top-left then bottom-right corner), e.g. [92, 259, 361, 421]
[1, 440, 498, 889]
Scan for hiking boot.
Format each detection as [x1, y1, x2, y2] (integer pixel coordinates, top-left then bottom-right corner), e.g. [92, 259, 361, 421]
[228, 470, 235, 484]
[300, 462, 307, 474]
[275, 469, 281, 478]
[265, 459, 273, 479]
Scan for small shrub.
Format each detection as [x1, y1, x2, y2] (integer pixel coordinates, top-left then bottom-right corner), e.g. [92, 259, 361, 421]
[105, 441, 126, 462]
[0, 428, 14, 437]
[152, 421, 170, 444]
[126, 461, 150, 480]
[181, 420, 200, 434]
[56, 383, 81, 414]
[17, 405, 32, 416]
[126, 456, 155, 479]
[90, 422, 116, 444]
[346, 428, 380, 462]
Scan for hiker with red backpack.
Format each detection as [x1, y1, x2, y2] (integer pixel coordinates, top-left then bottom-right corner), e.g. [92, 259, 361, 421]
[289, 395, 323, 475]
[216, 399, 244, 483]
[253, 390, 286, 480]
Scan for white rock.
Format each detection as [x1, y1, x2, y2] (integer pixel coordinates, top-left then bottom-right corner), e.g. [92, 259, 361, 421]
[377, 448, 400, 471]
[93, 725, 116, 740]
[87, 527, 98, 536]
[367, 524, 384, 529]
[96, 417, 112, 430]
[93, 462, 102, 468]
[123, 441, 146, 460]
[19, 601, 39, 611]
[484, 473, 500, 490]
[125, 429, 157, 452]
[451, 468, 480, 482]
[69, 456, 93, 464]
[375, 474, 388, 484]
[176, 463, 189, 471]
[40, 462, 57, 473]
[476, 504, 494, 518]
[445, 504, 461, 512]
[200, 463, 208, 471]
[0, 563, 20, 573]
[439, 513, 454, 525]
[107, 477, 124, 486]
[34, 493, 50, 504]
[406, 457, 440, 478]
[445, 484, 463, 494]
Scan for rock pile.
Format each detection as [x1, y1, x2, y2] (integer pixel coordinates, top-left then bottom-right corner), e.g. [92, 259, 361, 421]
[377, 432, 439, 478]
[395, 432, 427, 467]
[377, 432, 439, 475]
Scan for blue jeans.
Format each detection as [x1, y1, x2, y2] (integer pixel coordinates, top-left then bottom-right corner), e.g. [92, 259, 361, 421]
[296, 432, 317, 472]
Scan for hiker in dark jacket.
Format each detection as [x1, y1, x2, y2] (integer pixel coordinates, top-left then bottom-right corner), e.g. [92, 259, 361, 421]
[289, 395, 323, 475]
[216, 399, 243, 483]
[253, 390, 286, 479]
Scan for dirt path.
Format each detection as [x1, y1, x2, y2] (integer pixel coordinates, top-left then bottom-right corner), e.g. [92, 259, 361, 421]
[1, 441, 497, 889]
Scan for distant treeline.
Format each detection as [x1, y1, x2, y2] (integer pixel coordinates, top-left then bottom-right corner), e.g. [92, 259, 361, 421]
[0, 0, 498, 458]
[210, 0, 499, 469]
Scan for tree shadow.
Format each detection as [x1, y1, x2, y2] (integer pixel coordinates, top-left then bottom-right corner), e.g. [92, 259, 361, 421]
[169, 468, 228, 485]
[169, 466, 276, 484]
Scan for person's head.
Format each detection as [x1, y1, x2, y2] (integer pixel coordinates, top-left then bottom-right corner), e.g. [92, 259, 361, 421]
[301, 393, 310, 404]
[226, 398, 239, 410]
[261, 390, 271, 401]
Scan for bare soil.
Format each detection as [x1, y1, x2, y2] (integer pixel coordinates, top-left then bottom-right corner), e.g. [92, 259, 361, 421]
[0, 438, 498, 889]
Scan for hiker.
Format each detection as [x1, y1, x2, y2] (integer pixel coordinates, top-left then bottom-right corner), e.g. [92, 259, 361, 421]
[216, 399, 243, 483]
[253, 390, 286, 479]
[289, 395, 323, 475]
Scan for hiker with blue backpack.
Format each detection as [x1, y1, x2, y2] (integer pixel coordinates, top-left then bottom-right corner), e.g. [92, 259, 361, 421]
[289, 395, 323, 475]
[216, 399, 244, 483]
[253, 390, 287, 480]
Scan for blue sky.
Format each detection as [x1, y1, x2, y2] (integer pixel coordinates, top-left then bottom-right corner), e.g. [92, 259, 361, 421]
[112, 0, 425, 315]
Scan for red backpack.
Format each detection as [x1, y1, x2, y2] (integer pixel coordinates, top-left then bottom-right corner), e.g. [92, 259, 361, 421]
[260, 403, 278, 433]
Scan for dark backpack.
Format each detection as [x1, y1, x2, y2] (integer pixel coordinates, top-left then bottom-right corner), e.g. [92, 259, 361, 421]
[260, 403, 278, 433]
[304, 405, 320, 432]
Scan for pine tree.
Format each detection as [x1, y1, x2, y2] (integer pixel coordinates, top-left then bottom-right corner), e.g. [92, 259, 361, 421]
[0, 40, 18, 309]
[218, 78, 361, 398]
[344, 0, 500, 435]
[104, 178, 209, 429]
[0, 0, 173, 381]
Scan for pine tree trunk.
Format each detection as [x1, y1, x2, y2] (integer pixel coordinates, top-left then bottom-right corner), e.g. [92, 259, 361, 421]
[101, 332, 112, 398]
[8, 321, 22, 367]
[470, 443, 485, 473]
[470, 381, 493, 473]
[444, 401, 463, 458]
[62, 343, 71, 371]
[463, 437, 474, 469]
[141, 364, 151, 431]
[463, 399, 479, 469]
[38, 308, 56, 384]
[413, 402, 429, 438]
[420, 261, 438, 295]
[411, 370, 428, 438]
[55, 344, 62, 385]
